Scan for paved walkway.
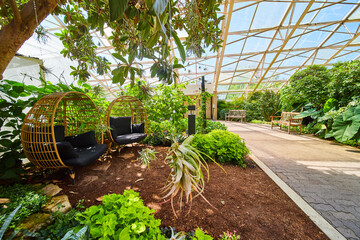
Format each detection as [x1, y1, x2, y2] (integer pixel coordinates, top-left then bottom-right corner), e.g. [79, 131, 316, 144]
[224, 122, 360, 240]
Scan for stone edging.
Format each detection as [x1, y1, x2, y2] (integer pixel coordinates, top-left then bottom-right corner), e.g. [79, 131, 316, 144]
[249, 153, 346, 240]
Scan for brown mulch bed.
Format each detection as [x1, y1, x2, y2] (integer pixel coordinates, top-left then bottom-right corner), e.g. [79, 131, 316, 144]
[48, 145, 328, 240]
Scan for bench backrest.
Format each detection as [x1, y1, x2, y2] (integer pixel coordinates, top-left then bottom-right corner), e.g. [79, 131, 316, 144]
[281, 112, 301, 123]
[229, 110, 246, 117]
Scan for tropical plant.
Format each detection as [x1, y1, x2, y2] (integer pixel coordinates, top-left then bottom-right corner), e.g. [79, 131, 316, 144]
[328, 60, 360, 106]
[0, 204, 22, 240]
[191, 130, 249, 167]
[137, 148, 159, 168]
[146, 84, 194, 125]
[76, 190, 164, 239]
[325, 100, 360, 143]
[163, 135, 221, 217]
[280, 65, 330, 110]
[0, 80, 38, 180]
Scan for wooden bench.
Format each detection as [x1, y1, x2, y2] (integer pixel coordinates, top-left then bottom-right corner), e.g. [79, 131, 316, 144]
[271, 112, 303, 134]
[225, 110, 246, 123]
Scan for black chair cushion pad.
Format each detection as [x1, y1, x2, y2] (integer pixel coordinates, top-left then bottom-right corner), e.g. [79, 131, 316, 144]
[65, 131, 97, 148]
[132, 123, 145, 133]
[110, 116, 131, 135]
[56, 142, 79, 159]
[62, 144, 107, 167]
[114, 133, 147, 145]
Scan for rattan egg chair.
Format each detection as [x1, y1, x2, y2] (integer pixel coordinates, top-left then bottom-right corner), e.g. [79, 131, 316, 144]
[21, 92, 106, 182]
[105, 96, 148, 148]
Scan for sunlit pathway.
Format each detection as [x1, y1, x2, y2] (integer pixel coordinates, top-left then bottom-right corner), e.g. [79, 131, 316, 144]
[224, 121, 360, 240]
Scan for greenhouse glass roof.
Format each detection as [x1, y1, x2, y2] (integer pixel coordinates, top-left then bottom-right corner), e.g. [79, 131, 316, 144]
[18, 0, 360, 100]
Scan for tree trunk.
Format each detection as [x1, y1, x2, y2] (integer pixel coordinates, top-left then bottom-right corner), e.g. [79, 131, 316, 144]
[0, 0, 59, 80]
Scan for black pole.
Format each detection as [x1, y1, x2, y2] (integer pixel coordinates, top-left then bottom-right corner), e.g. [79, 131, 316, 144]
[201, 76, 206, 131]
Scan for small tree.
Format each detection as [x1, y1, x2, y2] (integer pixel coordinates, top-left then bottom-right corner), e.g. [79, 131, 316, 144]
[328, 60, 360, 106]
[280, 65, 330, 110]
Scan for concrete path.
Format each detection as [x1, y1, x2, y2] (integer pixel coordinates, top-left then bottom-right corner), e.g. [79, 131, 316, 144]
[224, 121, 360, 240]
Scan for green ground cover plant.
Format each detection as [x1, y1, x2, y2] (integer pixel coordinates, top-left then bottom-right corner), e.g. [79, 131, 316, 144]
[191, 130, 249, 167]
[76, 190, 164, 240]
[0, 184, 47, 229]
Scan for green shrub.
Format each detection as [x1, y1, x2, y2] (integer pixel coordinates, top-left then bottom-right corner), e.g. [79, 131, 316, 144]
[196, 119, 227, 134]
[0, 184, 47, 229]
[144, 119, 187, 146]
[76, 190, 165, 240]
[37, 209, 81, 240]
[191, 130, 249, 167]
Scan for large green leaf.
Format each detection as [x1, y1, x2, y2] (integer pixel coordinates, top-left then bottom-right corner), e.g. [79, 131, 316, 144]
[332, 114, 360, 142]
[152, 0, 169, 16]
[109, 0, 129, 21]
[112, 53, 128, 64]
[294, 108, 322, 119]
[171, 31, 186, 62]
[323, 98, 338, 113]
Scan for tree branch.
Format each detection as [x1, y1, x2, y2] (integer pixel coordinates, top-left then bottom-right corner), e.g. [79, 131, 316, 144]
[0, 0, 8, 19]
[7, 0, 21, 24]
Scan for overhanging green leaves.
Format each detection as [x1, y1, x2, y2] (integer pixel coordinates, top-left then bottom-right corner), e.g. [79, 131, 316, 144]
[109, 0, 129, 21]
[171, 31, 186, 62]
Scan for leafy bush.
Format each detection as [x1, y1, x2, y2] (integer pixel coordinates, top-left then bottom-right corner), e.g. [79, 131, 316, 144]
[76, 190, 164, 240]
[280, 65, 330, 110]
[191, 130, 249, 167]
[144, 119, 187, 146]
[196, 119, 227, 134]
[219, 109, 229, 120]
[0, 184, 47, 229]
[328, 60, 360, 107]
[145, 84, 194, 126]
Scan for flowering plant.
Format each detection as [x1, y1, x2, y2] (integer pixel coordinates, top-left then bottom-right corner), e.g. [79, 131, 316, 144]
[219, 230, 241, 240]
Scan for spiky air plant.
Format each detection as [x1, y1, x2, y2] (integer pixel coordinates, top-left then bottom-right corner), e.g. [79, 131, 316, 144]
[163, 135, 223, 218]
[137, 148, 159, 168]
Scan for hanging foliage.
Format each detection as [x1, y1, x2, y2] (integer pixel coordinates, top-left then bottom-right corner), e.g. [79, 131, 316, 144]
[51, 0, 223, 85]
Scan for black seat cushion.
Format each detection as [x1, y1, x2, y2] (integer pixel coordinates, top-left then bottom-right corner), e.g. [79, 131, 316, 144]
[56, 142, 79, 159]
[110, 117, 131, 135]
[65, 131, 97, 148]
[114, 133, 147, 145]
[132, 123, 145, 133]
[54, 125, 65, 142]
[62, 144, 107, 167]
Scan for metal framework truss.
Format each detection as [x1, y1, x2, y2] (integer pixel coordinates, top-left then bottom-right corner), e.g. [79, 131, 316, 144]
[39, 0, 360, 101]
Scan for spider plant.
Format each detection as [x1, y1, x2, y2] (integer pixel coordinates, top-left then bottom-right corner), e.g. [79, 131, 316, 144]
[163, 135, 224, 218]
[137, 148, 159, 168]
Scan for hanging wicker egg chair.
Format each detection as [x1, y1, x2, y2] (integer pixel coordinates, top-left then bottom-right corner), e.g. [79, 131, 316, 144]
[21, 92, 106, 180]
[104, 96, 148, 147]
